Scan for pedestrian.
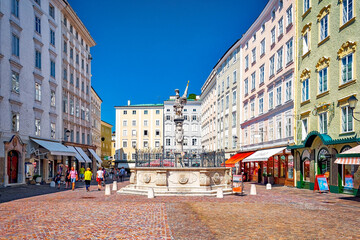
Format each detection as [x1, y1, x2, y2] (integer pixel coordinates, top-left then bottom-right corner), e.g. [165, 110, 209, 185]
[120, 167, 126, 182]
[84, 168, 92, 192]
[96, 167, 104, 191]
[102, 168, 107, 186]
[69, 166, 78, 191]
[65, 166, 71, 189]
[116, 168, 120, 181]
[54, 171, 61, 189]
[79, 165, 85, 181]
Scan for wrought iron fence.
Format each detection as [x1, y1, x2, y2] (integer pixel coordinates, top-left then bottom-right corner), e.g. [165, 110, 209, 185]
[135, 149, 225, 168]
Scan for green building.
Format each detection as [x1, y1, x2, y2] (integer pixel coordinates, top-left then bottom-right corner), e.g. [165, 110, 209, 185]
[290, 0, 360, 195]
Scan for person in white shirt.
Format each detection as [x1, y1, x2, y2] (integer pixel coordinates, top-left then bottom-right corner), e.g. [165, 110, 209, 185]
[96, 167, 104, 191]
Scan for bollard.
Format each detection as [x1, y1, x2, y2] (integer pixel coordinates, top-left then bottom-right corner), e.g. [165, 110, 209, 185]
[50, 181, 55, 188]
[148, 188, 154, 198]
[216, 188, 224, 198]
[112, 181, 117, 191]
[105, 184, 111, 196]
[250, 184, 257, 195]
[266, 183, 272, 190]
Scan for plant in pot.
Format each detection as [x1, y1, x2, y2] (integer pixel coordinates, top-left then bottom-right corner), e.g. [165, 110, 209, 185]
[262, 173, 268, 184]
[33, 174, 42, 185]
[267, 173, 274, 185]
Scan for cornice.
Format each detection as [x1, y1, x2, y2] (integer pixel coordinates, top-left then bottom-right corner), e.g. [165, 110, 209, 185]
[317, 5, 331, 21]
[300, 68, 311, 81]
[301, 23, 312, 36]
[337, 41, 357, 58]
[9, 99, 23, 106]
[315, 56, 330, 71]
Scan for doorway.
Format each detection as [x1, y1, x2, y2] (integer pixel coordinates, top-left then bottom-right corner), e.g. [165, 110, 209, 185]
[7, 150, 19, 184]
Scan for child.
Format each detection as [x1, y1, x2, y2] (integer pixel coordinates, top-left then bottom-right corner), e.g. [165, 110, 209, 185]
[54, 172, 61, 189]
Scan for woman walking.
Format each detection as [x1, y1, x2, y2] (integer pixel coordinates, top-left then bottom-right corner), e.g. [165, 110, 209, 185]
[96, 167, 104, 191]
[69, 166, 78, 191]
[84, 168, 92, 192]
[65, 166, 71, 189]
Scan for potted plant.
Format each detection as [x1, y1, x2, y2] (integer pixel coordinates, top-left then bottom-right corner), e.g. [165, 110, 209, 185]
[267, 173, 274, 185]
[262, 173, 268, 184]
[33, 174, 42, 185]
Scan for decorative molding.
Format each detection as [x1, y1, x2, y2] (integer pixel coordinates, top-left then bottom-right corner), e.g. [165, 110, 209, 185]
[33, 107, 44, 114]
[33, 71, 44, 81]
[300, 111, 311, 118]
[49, 48, 57, 58]
[315, 56, 330, 71]
[48, 18, 58, 29]
[33, 4, 44, 16]
[337, 41, 357, 58]
[9, 20, 22, 32]
[49, 79, 58, 88]
[9, 59, 23, 70]
[49, 112, 58, 118]
[338, 93, 357, 104]
[301, 23, 312, 36]
[300, 68, 311, 81]
[317, 5, 331, 21]
[33, 37, 44, 47]
[9, 99, 23, 106]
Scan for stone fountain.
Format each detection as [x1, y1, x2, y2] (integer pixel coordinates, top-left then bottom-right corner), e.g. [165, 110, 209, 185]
[118, 82, 232, 196]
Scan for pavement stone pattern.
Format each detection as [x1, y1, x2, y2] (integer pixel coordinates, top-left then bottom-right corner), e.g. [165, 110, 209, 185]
[0, 181, 359, 239]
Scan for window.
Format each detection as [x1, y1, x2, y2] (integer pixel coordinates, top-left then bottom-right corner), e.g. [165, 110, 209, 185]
[63, 95, 68, 113]
[232, 112, 236, 128]
[259, 65, 265, 84]
[12, 0, 19, 18]
[12, 34, 20, 57]
[35, 0, 41, 5]
[35, 50, 41, 69]
[192, 138, 197, 146]
[35, 16, 41, 34]
[192, 115, 197, 121]
[259, 96, 264, 114]
[244, 79, 248, 95]
[155, 130, 160, 136]
[50, 123, 55, 139]
[269, 91, 274, 109]
[50, 91, 56, 107]
[271, 27, 275, 45]
[70, 48, 73, 59]
[260, 39, 265, 56]
[225, 95, 229, 109]
[226, 76, 230, 88]
[131, 120, 136, 126]
[70, 25, 73, 33]
[303, 33, 309, 54]
[285, 80, 292, 101]
[155, 141, 160, 148]
[63, 68, 67, 80]
[166, 139, 171, 146]
[11, 71, 19, 93]
[251, 72, 256, 90]
[156, 110, 160, 114]
[86, 64, 89, 73]
[123, 130, 127, 136]
[250, 100, 255, 118]
[232, 91, 236, 105]
[75, 102, 79, 117]
[123, 120, 127, 126]
[318, 68, 328, 93]
[123, 141, 128, 148]
[285, 118, 292, 137]
[50, 60, 55, 77]
[81, 59, 84, 69]
[286, 38, 293, 64]
[63, 41, 67, 53]
[222, 81, 224, 92]
[244, 104, 248, 121]
[320, 15, 328, 41]
[35, 119, 41, 136]
[269, 55, 275, 76]
[271, 9, 276, 19]
[132, 130, 136, 136]
[132, 141, 137, 148]
[304, 0, 310, 13]
[277, 48, 283, 71]
[69, 99, 74, 115]
[86, 85, 89, 95]
[12, 113, 19, 132]
[277, 121, 282, 139]
[81, 82, 84, 92]
[342, 53, 353, 83]
[123, 110, 127, 115]
[50, 29, 55, 46]
[319, 112, 327, 134]
[233, 71, 237, 83]
[76, 54, 79, 64]
[342, 0, 353, 24]
[287, 5, 293, 26]
[276, 86, 282, 106]
[269, 120, 274, 141]
[279, 0, 283, 8]
[302, 119, 308, 140]
[49, 4, 55, 19]
[278, 18, 283, 36]
[245, 55, 249, 69]
[144, 120, 148, 126]
[70, 73, 73, 84]
[144, 130, 148, 136]
[342, 106, 353, 133]
[132, 110, 136, 115]
[252, 33, 256, 42]
[82, 133, 85, 144]
[252, 48, 256, 63]
[261, 23, 265, 32]
[35, 83, 41, 101]
[302, 79, 309, 102]
[76, 78, 79, 88]
[166, 115, 171, 121]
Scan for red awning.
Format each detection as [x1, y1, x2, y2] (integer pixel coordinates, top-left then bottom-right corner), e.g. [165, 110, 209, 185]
[225, 151, 255, 167]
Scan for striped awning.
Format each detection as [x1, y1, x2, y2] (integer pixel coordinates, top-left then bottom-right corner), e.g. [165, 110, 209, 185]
[335, 157, 360, 165]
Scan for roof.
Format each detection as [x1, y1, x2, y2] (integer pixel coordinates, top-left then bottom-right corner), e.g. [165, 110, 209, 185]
[101, 120, 113, 128]
[115, 104, 164, 108]
[91, 86, 103, 102]
[225, 151, 255, 167]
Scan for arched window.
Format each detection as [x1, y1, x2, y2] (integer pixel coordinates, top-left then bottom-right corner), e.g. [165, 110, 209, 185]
[318, 148, 330, 175]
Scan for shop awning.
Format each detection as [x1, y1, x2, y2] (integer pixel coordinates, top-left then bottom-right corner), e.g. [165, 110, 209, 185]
[89, 149, 102, 166]
[335, 145, 360, 165]
[242, 147, 286, 162]
[31, 138, 76, 156]
[75, 147, 92, 163]
[67, 146, 85, 163]
[225, 151, 255, 167]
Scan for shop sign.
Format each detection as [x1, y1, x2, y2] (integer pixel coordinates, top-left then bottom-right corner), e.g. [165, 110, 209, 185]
[314, 175, 329, 192]
[344, 175, 354, 190]
[280, 155, 286, 160]
[232, 175, 244, 194]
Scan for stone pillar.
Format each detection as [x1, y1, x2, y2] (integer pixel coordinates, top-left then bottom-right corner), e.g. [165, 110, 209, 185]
[129, 169, 136, 184]
[156, 170, 167, 186]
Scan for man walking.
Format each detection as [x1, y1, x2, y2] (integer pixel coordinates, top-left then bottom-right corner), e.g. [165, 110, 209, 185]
[120, 167, 126, 182]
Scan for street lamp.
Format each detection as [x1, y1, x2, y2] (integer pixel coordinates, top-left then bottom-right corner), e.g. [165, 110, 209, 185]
[348, 95, 360, 122]
[65, 129, 70, 141]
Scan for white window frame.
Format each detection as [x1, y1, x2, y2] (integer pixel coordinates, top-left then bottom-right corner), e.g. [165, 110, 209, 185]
[259, 65, 265, 84]
[35, 83, 42, 101]
[286, 38, 293, 64]
[319, 112, 328, 134]
[318, 67, 328, 94]
[342, 0, 353, 24]
[269, 55, 275, 76]
[286, 5, 293, 26]
[341, 53, 353, 84]
[302, 79, 309, 102]
[277, 48, 283, 71]
[260, 39, 265, 56]
[342, 106, 353, 133]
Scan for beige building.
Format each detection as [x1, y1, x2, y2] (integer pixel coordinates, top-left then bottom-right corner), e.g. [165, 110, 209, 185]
[101, 121, 112, 161]
[91, 87, 102, 157]
[115, 102, 163, 167]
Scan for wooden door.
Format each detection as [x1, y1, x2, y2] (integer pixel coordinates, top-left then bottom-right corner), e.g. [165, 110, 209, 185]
[7, 151, 18, 184]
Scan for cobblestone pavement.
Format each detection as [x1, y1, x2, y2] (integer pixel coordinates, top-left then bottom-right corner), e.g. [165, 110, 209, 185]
[0, 181, 359, 239]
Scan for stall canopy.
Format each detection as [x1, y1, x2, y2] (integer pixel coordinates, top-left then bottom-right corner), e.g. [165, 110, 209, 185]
[225, 151, 255, 167]
[31, 138, 76, 156]
[242, 147, 286, 162]
[75, 147, 92, 163]
[89, 149, 102, 166]
[335, 145, 360, 165]
[67, 146, 85, 163]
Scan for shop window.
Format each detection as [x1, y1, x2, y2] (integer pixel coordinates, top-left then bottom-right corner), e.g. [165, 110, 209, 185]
[274, 156, 279, 177]
[288, 156, 294, 179]
[318, 148, 330, 175]
[279, 156, 286, 178]
[303, 158, 310, 182]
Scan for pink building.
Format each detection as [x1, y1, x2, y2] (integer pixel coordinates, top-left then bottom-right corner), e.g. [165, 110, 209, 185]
[239, 0, 295, 186]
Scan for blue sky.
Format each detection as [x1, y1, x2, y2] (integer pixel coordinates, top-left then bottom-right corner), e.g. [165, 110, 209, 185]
[68, 0, 268, 129]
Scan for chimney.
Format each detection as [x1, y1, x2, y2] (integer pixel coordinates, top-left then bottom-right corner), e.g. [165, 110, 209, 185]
[127, 100, 131, 106]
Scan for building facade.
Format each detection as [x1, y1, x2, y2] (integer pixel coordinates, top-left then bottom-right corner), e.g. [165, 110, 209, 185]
[290, 0, 360, 195]
[91, 87, 102, 158]
[163, 96, 202, 156]
[101, 120, 112, 161]
[115, 102, 163, 168]
[201, 69, 217, 152]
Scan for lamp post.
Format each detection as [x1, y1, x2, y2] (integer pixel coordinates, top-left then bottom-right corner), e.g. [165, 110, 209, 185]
[348, 95, 360, 121]
[65, 129, 70, 142]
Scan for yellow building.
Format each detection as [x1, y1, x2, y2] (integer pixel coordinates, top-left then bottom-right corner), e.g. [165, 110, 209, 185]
[101, 121, 113, 162]
[115, 102, 164, 168]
